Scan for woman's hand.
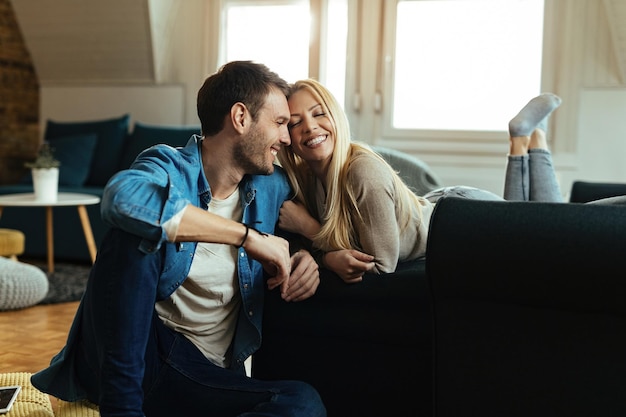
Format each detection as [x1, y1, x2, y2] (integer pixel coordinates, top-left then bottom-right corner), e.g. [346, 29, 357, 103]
[279, 200, 321, 240]
[323, 249, 376, 284]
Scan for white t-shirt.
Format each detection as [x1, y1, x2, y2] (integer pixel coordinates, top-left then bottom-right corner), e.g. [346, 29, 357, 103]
[156, 190, 242, 368]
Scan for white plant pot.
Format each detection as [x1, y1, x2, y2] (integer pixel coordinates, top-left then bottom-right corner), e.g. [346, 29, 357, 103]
[32, 167, 59, 202]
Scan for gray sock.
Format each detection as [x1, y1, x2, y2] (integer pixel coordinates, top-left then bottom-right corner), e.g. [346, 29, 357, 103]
[508, 93, 562, 137]
[536, 115, 549, 133]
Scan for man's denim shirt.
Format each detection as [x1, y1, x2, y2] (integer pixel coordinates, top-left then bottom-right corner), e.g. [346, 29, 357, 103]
[31, 135, 293, 398]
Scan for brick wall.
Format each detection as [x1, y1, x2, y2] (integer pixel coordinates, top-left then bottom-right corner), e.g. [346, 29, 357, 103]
[0, 0, 39, 185]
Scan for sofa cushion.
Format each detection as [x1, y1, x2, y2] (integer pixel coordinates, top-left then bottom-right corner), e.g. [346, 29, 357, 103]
[19, 134, 97, 187]
[51, 133, 98, 186]
[44, 114, 130, 187]
[119, 122, 200, 170]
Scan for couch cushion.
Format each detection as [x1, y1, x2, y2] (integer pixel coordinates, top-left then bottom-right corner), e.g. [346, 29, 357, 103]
[44, 114, 130, 187]
[20, 134, 97, 187]
[50, 133, 98, 186]
[119, 122, 200, 170]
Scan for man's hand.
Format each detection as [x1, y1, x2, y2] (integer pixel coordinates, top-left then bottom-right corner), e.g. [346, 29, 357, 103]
[280, 250, 320, 302]
[324, 249, 376, 284]
[242, 228, 291, 290]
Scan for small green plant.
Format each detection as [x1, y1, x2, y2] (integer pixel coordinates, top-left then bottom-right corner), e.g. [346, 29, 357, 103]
[25, 142, 60, 169]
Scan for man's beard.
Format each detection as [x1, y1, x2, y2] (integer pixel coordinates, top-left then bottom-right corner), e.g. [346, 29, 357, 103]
[233, 127, 275, 176]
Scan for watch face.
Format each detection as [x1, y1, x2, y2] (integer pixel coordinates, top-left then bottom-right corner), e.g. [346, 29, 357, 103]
[0, 386, 21, 413]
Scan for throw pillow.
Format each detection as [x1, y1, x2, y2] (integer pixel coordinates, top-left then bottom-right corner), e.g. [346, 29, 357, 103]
[119, 122, 200, 170]
[44, 114, 130, 186]
[19, 134, 98, 186]
[50, 133, 98, 186]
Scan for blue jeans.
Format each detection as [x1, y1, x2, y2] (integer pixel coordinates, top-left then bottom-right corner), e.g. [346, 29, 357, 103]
[424, 149, 563, 204]
[503, 149, 563, 202]
[76, 228, 326, 417]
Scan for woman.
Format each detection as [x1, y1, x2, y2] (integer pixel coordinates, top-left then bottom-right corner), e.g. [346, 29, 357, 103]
[278, 78, 563, 282]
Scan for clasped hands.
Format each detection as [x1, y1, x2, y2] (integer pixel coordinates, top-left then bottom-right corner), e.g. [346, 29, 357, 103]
[242, 227, 319, 302]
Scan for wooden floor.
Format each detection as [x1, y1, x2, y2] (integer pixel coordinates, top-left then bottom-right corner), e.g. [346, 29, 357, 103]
[1, 300, 79, 409]
[1, 300, 79, 374]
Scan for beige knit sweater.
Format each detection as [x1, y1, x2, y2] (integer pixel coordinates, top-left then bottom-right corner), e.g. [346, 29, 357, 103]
[314, 153, 435, 273]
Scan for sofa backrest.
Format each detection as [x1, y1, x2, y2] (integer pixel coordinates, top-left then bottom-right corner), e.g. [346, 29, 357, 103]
[45, 114, 132, 187]
[569, 180, 626, 203]
[426, 197, 626, 417]
[117, 122, 200, 171]
[371, 145, 443, 195]
[42, 115, 201, 188]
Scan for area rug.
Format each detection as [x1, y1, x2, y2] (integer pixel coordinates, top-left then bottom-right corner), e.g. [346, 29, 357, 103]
[22, 260, 91, 305]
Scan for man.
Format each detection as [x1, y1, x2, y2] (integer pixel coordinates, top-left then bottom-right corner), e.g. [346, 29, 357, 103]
[31, 61, 326, 417]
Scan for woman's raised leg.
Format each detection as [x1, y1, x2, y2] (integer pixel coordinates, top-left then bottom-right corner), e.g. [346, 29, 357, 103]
[528, 128, 563, 202]
[504, 93, 562, 201]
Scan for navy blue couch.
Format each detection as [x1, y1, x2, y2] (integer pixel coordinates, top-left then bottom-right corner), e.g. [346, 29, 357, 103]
[0, 114, 200, 262]
[427, 197, 626, 417]
[253, 189, 626, 417]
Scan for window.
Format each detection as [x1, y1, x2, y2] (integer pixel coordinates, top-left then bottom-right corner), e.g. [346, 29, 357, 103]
[220, 0, 348, 104]
[222, 1, 310, 83]
[218, 0, 544, 139]
[388, 0, 545, 132]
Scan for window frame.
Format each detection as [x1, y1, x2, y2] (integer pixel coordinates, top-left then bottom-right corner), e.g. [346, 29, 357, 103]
[375, 0, 548, 149]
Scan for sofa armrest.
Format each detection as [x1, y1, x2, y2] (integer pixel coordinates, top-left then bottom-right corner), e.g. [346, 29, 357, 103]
[426, 197, 626, 417]
[426, 197, 626, 313]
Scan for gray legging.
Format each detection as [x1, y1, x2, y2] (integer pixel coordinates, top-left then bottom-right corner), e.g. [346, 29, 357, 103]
[424, 149, 563, 203]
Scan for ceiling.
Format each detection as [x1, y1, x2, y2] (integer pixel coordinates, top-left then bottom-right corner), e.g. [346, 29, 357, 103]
[10, 0, 156, 84]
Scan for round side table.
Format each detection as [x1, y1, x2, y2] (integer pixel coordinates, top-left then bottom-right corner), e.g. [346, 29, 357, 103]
[0, 192, 101, 273]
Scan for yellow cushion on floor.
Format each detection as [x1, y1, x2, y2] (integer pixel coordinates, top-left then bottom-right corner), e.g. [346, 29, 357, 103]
[55, 399, 100, 417]
[0, 372, 54, 417]
[0, 228, 25, 259]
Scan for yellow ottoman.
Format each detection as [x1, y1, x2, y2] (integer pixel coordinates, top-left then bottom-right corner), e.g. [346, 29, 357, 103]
[0, 373, 100, 417]
[0, 228, 25, 261]
[0, 372, 53, 416]
[55, 399, 100, 417]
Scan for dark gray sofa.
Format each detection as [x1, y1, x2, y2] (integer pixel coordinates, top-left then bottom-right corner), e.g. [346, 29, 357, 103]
[253, 259, 433, 417]
[427, 197, 626, 417]
[0, 115, 200, 262]
[253, 192, 626, 417]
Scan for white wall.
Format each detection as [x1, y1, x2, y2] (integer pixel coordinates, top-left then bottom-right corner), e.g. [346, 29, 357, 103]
[575, 88, 626, 183]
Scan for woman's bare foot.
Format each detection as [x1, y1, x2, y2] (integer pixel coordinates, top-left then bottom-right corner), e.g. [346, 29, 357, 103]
[529, 128, 548, 150]
[509, 135, 531, 156]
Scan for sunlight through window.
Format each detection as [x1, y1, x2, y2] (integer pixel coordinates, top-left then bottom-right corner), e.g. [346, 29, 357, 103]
[224, 3, 310, 84]
[393, 0, 545, 131]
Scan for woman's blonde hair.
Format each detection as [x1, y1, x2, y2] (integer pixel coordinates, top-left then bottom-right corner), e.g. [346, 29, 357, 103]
[278, 78, 423, 252]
